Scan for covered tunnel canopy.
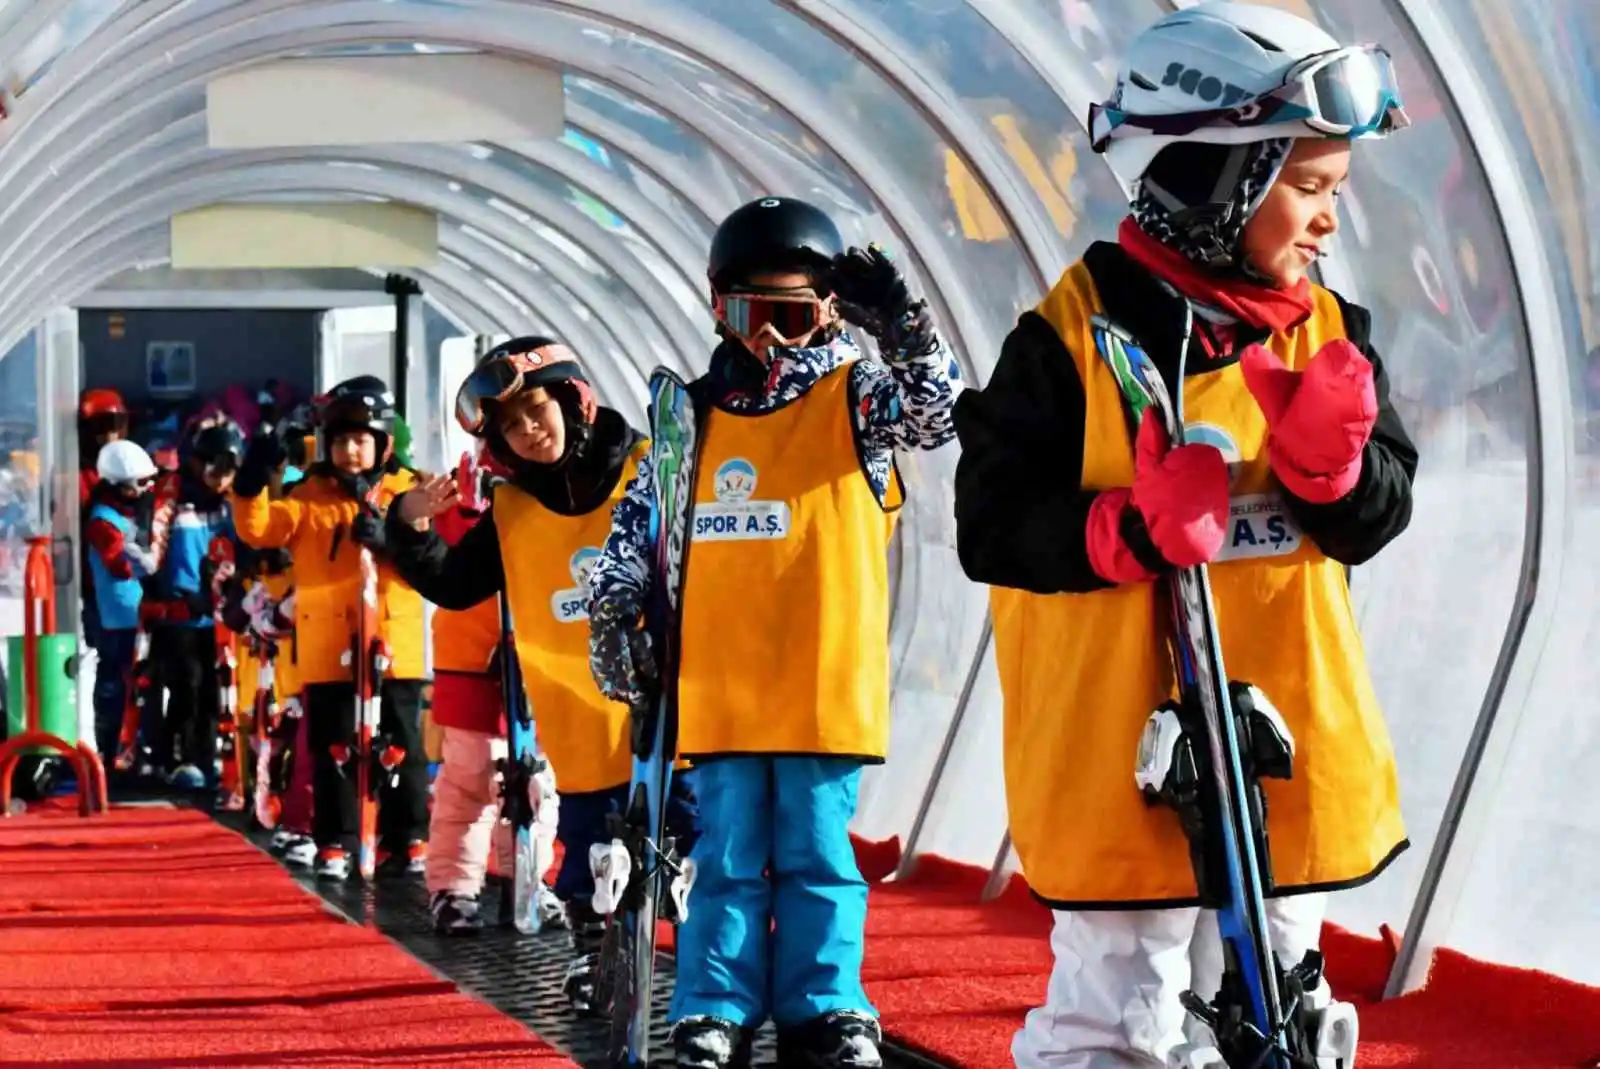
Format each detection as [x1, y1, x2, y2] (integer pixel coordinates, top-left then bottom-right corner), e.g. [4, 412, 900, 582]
[0, 0, 1596, 998]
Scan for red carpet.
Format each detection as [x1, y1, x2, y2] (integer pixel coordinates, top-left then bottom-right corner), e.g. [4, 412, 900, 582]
[0, 804, 575, 1067]
[6, 808, 1594, 1068]
[854, 840, 1600, 1069]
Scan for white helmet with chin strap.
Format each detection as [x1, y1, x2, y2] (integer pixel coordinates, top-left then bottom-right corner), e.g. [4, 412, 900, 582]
[96, 439, 158, 486]
[1089, 1, 1409, 190]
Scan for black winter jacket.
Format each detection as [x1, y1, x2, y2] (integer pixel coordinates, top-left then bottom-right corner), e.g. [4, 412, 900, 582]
[952, 241, 1418, 595]
[381, 407, 644, 610]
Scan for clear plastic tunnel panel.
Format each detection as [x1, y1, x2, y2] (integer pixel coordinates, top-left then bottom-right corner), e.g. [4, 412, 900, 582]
[1395, 0, 1600, 986]
[1267, 0, 1540, 957]
[0, 0, 1592, 994]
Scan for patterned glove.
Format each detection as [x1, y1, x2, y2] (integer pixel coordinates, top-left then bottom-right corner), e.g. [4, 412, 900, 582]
[829, 244, 939, 358]
[588, 595, 658, 707]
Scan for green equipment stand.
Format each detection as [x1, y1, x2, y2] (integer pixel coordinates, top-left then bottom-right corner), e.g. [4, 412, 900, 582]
[3, 634, 78, 752]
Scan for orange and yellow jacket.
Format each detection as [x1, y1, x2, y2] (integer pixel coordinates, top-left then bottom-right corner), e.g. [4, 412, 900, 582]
[231, 466, 424, 685]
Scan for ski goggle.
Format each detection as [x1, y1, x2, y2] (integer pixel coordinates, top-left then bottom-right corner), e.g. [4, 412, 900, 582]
[1090, 45, 1409, 150]
[713, 287, 834, 348]
[454, 342, 585, 435]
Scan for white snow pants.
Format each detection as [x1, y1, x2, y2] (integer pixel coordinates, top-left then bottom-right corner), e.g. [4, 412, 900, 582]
[1012, 893, 1329, 1069]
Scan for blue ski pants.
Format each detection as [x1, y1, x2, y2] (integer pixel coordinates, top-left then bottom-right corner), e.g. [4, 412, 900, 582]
[90, 627, 138, 761]
[668, 755, 874, 1029]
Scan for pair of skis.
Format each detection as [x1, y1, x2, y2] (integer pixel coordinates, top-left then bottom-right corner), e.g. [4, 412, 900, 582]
[587, 367, 699, 1067]
[497, 587, 548, 935]
[112, 628, 154, 773]
[209, 539, 246, 812]
[250, 628, 293, 831]
[1093, 315, 1356, 1069]
[337, 492, 396, 882]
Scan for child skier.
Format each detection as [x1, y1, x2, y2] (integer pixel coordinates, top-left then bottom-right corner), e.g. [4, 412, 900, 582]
[83, 440, 159, 765]
[142, 418, 244, 795]
[586, 196, 957, 1068]
[953, 4, 1417, 1066]
[231, 376, 430, 880]
[77, 388, 130, 650]
[381, 340, 699, 971]
[413, 444, 562, 936]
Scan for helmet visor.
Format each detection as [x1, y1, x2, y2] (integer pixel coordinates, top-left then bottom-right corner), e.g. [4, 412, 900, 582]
[1092, 45, 1408, 148]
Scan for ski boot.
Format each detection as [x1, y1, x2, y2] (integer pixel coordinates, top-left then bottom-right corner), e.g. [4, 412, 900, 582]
[776, 1010, 883, 1069]
[315, 846, 350, 881]
[1288, 952, 1359, 1069]
[562, 899, 610, 1015]
[168, 763, 207, 791]
[429, 891, 485, 936]
[671, 1016, 756, 1069]
[376, 839, 427, 879]
[1171, 952, 1358, 1069]
[282, 835, 317, 867]
[536, 884, 570, 930]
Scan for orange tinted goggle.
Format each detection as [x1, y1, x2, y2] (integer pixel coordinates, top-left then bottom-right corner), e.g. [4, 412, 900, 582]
[714, 290, 832, 346]
[455, 343, 580, 435]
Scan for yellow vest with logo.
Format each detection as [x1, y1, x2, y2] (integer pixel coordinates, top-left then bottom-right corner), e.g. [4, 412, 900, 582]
[493, 451, 643, 794]
[993, 262, 1406, 906]
[677, 363, 902, 759]
[432, 588, 501, 675]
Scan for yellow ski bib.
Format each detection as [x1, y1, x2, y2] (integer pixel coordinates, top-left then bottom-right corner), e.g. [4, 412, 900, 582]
[993, 261, 1406, 907]
[677, 364, 901, 760]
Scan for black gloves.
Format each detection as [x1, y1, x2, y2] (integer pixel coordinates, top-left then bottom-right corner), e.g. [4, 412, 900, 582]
[235, 430, 289, 498]
[350, 509, 386, 552]
[830, 244, 939, 359]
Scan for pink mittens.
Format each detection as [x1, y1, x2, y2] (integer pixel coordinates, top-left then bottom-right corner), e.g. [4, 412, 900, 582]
[1086, 409, 1231, 584]
[1240, 339, 1376, 504]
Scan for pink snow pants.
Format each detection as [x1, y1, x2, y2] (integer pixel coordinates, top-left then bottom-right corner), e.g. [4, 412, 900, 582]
[426, 725, 559, 897]
[426, 726, 510, 896]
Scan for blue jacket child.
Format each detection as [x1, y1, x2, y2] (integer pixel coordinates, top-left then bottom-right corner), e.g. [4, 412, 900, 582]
[83, 440, 160, 764]
[143, 418, 244, 793]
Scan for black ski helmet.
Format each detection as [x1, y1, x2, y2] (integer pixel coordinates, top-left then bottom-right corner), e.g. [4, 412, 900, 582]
[708, 197, 845, 291]
[188, 418, 245, 471]
[316, 375, 396, 466]
[277, 401, 317, 468]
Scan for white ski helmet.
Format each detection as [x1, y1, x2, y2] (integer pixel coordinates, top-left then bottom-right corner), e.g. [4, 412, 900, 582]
[1089, 1, 1409, 188]
[96, 439, 158, 486]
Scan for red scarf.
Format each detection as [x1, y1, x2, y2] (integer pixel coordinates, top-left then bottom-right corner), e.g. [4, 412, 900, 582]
[1117, 216, 1313, 337]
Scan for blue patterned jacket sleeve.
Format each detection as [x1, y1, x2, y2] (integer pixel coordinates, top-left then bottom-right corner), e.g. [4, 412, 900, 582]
[847, 342, 959, 503]
[848, 344, 958, 455]
[587, 452, 655, 613]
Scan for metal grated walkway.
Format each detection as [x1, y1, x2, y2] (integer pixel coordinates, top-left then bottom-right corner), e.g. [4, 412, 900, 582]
[216, 811, 947, 1069]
